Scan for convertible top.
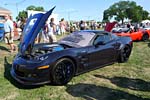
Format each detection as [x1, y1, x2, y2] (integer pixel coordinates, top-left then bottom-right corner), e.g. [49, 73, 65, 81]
[59, 31, 96, 47]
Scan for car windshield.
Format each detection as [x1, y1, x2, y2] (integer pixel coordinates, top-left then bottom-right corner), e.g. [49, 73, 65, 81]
[59, 31, 95, 47]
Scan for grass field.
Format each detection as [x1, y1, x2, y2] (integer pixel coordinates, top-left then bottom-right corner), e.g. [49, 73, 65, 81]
[0, 40, 150, 100]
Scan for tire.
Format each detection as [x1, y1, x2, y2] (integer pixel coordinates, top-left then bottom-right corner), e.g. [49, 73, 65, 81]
[142, 34, 149, 41]
[51, 58, 75, 85]
[118, 45, 131, 63]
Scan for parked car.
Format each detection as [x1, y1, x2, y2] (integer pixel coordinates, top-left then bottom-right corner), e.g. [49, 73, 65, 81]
[11, 7, 133, 85]
[112, 27, 150, 41]
[144, 26, 150, 30]
[0, 23, 4, 41]
[112, 27, 129, 33]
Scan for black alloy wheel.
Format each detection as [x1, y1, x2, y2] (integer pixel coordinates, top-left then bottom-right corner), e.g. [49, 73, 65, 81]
[118, 45, 131, 63]
[142, 34, 149, 41]
[51, 58, 75, 85]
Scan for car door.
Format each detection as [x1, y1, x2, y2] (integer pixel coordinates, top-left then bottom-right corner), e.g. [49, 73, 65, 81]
[129, 31, 141, 40]
[88, 32, 118, 69]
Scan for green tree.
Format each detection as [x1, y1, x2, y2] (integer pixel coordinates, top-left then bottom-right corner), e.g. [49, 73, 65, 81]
[16, 10, 27, 21]
[103, 1, 149, 24]
[26, 5, 44, 11]
[16, 5, 44, 21]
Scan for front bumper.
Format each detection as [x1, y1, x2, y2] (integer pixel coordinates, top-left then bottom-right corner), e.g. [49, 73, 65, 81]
[11, 56, 51, 85]
[11, 68, 50, 85]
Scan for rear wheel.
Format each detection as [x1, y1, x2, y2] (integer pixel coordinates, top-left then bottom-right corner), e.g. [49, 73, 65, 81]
[51, 58, 75, 85]
[118, 45, 131, 63]
[142, 34, 149, 41]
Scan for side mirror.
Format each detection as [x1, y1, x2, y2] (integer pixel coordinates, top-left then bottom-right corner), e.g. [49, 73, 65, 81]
[95, 41, 105, 47]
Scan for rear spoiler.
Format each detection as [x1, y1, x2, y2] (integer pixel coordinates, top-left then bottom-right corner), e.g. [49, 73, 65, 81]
[104, 22, 117, 32]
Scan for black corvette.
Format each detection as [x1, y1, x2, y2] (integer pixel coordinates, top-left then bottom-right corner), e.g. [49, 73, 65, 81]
[11, 7, 133, 85]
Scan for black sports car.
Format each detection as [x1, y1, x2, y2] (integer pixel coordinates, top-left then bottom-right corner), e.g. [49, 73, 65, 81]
[11, 7, 133, 85]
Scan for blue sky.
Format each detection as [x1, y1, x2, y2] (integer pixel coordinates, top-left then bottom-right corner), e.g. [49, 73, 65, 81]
[1, 0, 150, 21]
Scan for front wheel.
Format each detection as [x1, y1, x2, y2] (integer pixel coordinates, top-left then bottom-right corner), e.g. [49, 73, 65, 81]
[118, 45, 131, 63]
[51, 58, 75, 85]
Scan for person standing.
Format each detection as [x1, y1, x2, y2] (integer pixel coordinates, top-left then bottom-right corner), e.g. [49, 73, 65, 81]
[4, 15, 17, 53]
[47, 18, 57, 43]
[79, 20, 86, 30]
[42, 22, 49, 43]
[60, 18, 66, 35]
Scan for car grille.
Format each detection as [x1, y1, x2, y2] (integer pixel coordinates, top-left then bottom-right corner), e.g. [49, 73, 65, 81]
[14, 65, 25, 77]
[15, 70, 25, 77]
[14, 64, 39, 78]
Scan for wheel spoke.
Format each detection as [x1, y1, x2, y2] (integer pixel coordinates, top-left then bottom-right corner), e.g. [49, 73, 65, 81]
[122, 46, 131, 62]
[53, 59, 74, 85]
[143, 34, 149, 41]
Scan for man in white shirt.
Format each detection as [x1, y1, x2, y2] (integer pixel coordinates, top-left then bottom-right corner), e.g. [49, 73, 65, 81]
[4, 15, 17, 53]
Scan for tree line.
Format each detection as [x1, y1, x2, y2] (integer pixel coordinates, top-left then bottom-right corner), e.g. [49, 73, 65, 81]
[17, 1, 150, 24]
[103, 1, 150, 24]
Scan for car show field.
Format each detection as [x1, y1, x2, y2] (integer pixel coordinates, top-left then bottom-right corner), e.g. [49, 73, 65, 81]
[0, 0, 150, 99]
[0, 40, 150, 100]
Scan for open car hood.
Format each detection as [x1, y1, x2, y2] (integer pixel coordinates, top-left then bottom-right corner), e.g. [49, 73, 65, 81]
[20, 7, 55, 55]
[104, 22, 117, 32]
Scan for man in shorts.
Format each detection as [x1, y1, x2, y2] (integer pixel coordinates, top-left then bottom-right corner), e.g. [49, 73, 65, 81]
[4, 15, 17, 53]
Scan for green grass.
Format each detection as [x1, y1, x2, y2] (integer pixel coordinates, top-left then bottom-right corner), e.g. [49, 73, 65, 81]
[0, 40, 150, 100]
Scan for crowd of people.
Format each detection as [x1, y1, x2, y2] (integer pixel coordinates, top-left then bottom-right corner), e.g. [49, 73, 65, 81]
[16, 17, 102, 43]
[2, 15, 102, 53]
[36, 19, 103, 43]
[2, 14, 150, 54]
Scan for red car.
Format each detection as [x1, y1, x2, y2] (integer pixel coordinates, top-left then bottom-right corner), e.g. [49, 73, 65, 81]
[112, 28, 150, 41]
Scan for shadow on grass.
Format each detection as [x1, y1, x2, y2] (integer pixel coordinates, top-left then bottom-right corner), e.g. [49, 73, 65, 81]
[147, 40, 150, 47]
[66, 83, 149, 100]
[0, 46, 10, 52]
[4, 56, 42, 89]
[94, 75, 150, 92]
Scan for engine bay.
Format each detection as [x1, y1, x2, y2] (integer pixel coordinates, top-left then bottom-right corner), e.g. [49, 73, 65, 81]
[32, 43, 65, 55]
[18, 42, 74, 60]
